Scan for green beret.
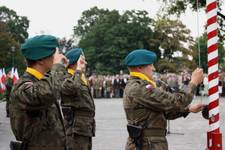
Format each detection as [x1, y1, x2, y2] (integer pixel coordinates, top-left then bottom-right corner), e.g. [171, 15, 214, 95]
[124, 49, 156, 67]
[21, 35, 59, 60]
[65, 48, 83, 65]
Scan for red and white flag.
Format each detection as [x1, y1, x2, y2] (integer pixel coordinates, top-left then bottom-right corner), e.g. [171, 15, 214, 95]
[0, 68, 6, 93]
[13, 68, 19, 84]
[1, 68, 6, 84]
[10, 67, 14, 79]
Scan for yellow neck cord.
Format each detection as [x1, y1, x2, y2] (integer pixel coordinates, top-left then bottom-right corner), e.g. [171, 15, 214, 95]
[67, 68, 88, 86]
[67, 68, 75, 75]
[26, 67, 44, 80]
[130, 72, 156, 88]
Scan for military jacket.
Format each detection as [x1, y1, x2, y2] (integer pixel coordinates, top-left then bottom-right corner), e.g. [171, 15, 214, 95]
[123, 76, 197, 150]
[9, 64, 67, 150]
[61, 71, 95, 137]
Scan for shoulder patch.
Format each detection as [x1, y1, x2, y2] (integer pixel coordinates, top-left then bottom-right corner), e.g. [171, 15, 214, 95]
[24, 81, 33, 85]
[146, 84, 153, 90]
[23, 81, 33, 88]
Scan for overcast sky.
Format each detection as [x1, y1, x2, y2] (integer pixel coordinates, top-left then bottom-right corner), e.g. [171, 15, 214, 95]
[2, 0, 224, 39]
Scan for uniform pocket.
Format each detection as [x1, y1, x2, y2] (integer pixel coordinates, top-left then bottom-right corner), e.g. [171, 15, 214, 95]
[149, 136, 168, 150]
[73, 116, 94, 136]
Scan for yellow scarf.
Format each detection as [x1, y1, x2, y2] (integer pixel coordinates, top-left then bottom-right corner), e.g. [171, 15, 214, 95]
[67, 68, 75, 76]
[67, 68, 88, 86]
[26, 67, 44, 80]
[130, 72, 156, 88]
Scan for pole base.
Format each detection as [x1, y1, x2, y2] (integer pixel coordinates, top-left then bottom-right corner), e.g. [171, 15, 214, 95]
[207, 132, 222, 150]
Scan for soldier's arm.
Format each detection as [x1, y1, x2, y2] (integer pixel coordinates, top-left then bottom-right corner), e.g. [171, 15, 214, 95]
[164, 108, 190, 120]
[130, 82, 197, 113]
[16, 64, 67, 110]
[61, 71, 82, 96]
[165, 102, 205, 119]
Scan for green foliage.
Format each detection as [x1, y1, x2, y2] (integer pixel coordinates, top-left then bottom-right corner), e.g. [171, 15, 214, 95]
[149, 16, 195, 72]
[160, 0, 206, 16]
[193, 33, 225, 72]
[73, 7, 195, 74]
[74, 7, 153, 74]
[0, 6, 28, 73]
[160, 0, 225, 43]
[0, 6, 29, 43]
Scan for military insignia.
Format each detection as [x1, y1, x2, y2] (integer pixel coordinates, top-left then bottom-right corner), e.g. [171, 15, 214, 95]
[23, 81, 33, 87]
[146, 84, 152, 90]
[24, 81, 33, 85]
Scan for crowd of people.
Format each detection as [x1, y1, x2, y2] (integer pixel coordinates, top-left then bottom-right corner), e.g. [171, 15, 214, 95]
[87, 71, 225, 98]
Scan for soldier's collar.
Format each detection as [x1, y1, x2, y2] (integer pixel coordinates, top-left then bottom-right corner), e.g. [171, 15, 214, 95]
[130, 72, 156, 88]
[68, 68, 88, 86]
[26, 67, 44, 80]
[67, 68, 75, 75]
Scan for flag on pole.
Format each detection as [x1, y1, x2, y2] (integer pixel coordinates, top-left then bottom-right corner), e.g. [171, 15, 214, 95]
[13, 68, 19, 84]
[10, 67, 14, 79]
[1, 68, 6, 84]
[0, 68, 6, 93]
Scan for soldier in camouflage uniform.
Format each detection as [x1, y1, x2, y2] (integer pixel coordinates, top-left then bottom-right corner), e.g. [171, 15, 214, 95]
[9, 35, 68, 150]
[123, 49, 204, 150]
[61, 48, 95, 150]
[5, 70, 13, 118]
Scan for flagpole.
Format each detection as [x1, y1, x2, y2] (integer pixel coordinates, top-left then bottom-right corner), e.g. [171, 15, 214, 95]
[206, 0, 222, 149]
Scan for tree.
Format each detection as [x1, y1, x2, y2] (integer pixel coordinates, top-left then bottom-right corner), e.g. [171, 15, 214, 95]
[160, 0, 224, 15]
[192, 33, 225, 72]
[74, 7, 153, 74]
[160, 0, 225, 42]
[74, 7, 110, 37]
[160, 0, 206, 15]
[0, 6, 29, 73]
[149, 16, 195, 73]
[0, 22, 25, 72]
[0, 6, 29, 43]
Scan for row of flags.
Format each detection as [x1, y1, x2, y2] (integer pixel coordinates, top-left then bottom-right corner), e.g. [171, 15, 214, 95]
[0, 68, 19, 93]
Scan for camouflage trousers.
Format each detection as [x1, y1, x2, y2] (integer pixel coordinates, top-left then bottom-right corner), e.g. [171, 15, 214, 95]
[67, 134, 92, 150]
[125, 136, 168, 150]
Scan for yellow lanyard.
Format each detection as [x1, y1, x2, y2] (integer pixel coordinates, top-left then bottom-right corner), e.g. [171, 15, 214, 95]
[130, 72, 156, 88]
[26, 67, 44, 80]
[67, 68, 88, 86]
[67, 68, 75, 76]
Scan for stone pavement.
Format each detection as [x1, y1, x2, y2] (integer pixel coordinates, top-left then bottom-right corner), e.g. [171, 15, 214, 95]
[0, 96, 225, 150]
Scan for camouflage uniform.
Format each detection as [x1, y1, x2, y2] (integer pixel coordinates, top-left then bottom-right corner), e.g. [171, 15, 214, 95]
[5, 76, 13, 117]
[61, 71, 95, 150]
[123, 76, 197, 150]
[9, 64, 67, 150]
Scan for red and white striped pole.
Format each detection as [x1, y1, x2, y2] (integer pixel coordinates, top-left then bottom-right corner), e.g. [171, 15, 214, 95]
[207, 0, 222, 149]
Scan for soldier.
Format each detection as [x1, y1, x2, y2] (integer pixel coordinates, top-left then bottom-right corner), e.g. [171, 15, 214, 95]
[5, 69, 13, 118]
[61, 48, 95, 150]
[123, 49, 204, 150]
[9, 35, 68, 150]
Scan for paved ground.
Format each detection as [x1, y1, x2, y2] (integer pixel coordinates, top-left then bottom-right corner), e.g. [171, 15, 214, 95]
[0, 96, 225, 150]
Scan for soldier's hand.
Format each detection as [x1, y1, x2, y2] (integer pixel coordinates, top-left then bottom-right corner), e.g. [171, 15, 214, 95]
[77, 55, 87, 72]
[53, 49, 69, 66]
[202, 105, 209, 119]
[188, 103, 205, 113]
[190, 68, 204, 86]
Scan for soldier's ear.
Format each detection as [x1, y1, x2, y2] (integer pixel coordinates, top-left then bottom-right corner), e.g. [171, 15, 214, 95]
[36, 59, 45, 65]
[136, 66, 143, 71]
